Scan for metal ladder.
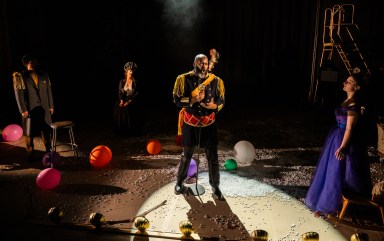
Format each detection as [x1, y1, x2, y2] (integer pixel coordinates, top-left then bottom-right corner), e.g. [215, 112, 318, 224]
[310, 4, 371, 104]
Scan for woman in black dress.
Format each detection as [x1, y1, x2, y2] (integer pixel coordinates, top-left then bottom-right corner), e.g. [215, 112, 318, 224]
[113, 62, 140, 136]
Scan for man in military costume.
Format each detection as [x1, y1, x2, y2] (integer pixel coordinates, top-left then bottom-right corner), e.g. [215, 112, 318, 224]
[172, 53, 225, 200]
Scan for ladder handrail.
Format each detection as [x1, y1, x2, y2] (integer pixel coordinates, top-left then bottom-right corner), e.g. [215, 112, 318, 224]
[310, 3, 369, 105]
[323, 4, 356, 45]
[345, 26, 371, 75]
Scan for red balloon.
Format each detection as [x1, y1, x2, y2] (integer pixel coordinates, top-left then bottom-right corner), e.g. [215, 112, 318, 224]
[89, 145, 112, 167]
[2, 124, 23, 142]
[146, 139, 161, 155]
[36, 168, 61, 190]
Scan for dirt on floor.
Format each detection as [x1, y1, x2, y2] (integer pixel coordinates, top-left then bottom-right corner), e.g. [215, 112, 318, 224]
[1, 103, 384, 240]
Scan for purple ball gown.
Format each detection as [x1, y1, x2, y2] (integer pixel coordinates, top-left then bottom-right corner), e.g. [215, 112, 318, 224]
[305, 105, 372, 215]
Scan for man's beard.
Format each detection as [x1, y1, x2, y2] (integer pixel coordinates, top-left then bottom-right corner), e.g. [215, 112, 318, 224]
[195, 66, 207, 79]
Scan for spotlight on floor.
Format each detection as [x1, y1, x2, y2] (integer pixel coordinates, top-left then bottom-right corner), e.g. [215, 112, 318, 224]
[251, 229, 268, 241]
[351, 232, 369, 241]
[301, 231, 319, 241]
[48, 207, 64, 224]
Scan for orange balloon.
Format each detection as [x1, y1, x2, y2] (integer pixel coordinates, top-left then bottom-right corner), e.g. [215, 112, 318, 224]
[89, 145, 112, 167]
[146, 139, 161, 155]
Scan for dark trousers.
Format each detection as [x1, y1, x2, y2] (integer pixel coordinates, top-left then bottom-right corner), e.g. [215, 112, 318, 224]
[24, 106, 52, 152]
[176, 145, 220, 188]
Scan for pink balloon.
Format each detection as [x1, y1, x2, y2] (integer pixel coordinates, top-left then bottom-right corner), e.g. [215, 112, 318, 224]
[36, 168, 61, 190]
[2, 124, 23, 142]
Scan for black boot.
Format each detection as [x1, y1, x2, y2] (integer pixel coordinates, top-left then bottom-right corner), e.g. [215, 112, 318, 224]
[174, 180, 185, 195]
[175, 147, 194, 195]
[206, 146, 220, 188]
[42, 131, 52, 153]
[212, 186, 225, 200]
[26, 137, 36, 162]
[27, 149, 37, 162]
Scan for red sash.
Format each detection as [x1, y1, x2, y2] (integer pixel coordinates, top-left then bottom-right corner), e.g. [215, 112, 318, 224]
[183, 111, 215, 127]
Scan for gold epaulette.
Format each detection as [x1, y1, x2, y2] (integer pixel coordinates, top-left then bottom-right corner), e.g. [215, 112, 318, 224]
[12, 72, 25, 90]
[173, 71, 194, 96]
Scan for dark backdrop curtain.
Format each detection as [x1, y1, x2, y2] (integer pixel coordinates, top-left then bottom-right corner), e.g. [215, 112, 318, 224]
[206, 0, 317, 106]
[1, 0, 384, 123]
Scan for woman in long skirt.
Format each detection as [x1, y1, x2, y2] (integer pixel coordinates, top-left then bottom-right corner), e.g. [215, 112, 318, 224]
[113, 62, 140, 136]
[305, 72, 372, 217]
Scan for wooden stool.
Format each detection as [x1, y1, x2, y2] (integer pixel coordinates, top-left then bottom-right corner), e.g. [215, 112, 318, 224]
[339, 194, 384, 225]
[51, 121, 78, 159]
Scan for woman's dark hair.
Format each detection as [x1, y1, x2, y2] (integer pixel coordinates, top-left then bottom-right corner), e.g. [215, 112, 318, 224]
[123, 62, 137, 72]
[22, 55, 38, 68]
[351, 71, 370, 106]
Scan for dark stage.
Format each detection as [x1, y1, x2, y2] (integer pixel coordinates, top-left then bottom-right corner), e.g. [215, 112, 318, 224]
[1, 1, 384, 240]
[1, 0, 384, 125]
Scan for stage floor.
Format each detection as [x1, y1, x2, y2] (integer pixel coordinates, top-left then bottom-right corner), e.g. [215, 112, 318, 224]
[2, 105, 384, 240]
[135, 172, 347, 240]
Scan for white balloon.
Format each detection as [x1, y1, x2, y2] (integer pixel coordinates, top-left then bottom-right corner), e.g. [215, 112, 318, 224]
[234, 140, 255, 163]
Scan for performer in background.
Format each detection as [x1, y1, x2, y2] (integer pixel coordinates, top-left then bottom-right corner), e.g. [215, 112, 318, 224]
[172, 53, 225, 200]
[13, 55, 54, 161]
[113, 62, 141, 136]
[305, 72, 372, 217]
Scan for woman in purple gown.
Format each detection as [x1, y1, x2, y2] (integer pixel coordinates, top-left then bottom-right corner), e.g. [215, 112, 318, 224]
[305, 72, 372, 216]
